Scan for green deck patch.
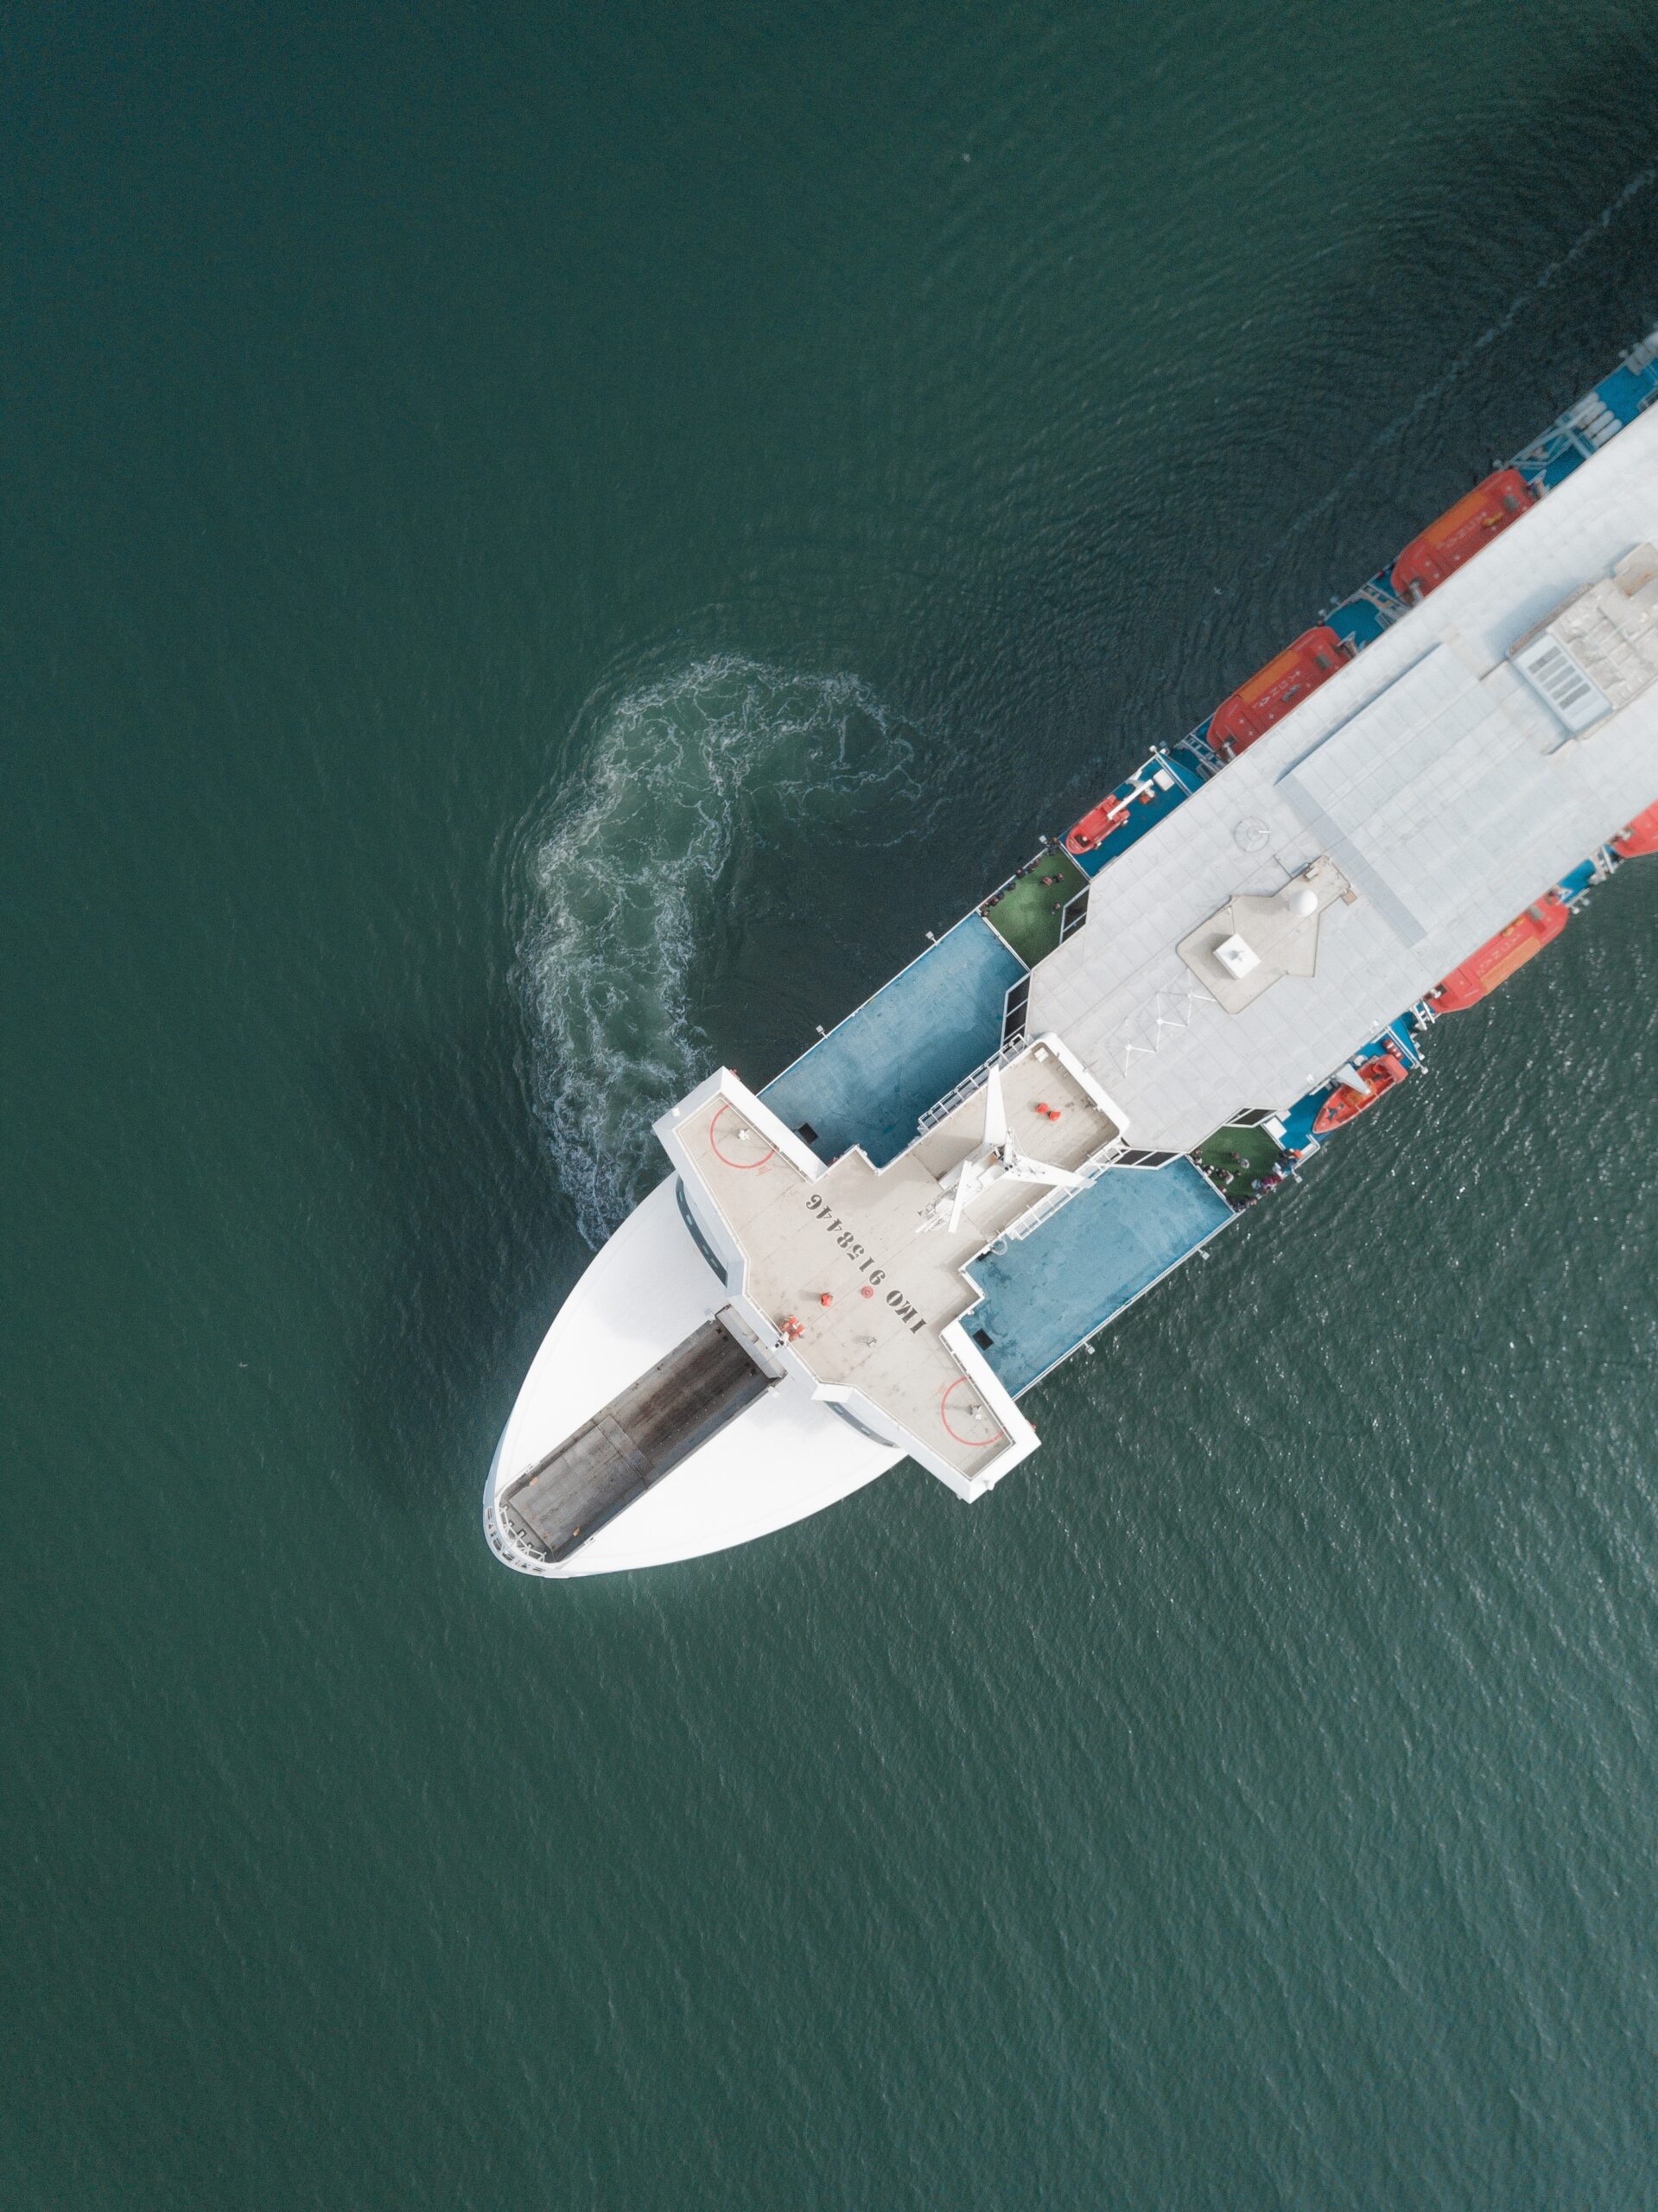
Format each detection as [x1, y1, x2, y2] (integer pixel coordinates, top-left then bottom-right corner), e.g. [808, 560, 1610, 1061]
[981, 848, 1089, 967]
[1192, 1123, 1284, 1208]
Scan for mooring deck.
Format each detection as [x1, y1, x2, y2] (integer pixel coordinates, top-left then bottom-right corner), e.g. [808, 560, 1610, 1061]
[501, 1316, 774, 1559]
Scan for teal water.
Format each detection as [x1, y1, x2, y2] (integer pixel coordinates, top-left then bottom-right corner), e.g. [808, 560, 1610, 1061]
[8, 5, 1658, 2205]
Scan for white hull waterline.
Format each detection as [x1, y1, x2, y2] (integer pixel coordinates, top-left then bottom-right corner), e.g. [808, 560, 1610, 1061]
[487, 330, 1658, 1578]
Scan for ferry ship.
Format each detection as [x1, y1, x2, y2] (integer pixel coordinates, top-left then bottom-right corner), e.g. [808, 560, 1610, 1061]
[486, 329, 1658, 1579]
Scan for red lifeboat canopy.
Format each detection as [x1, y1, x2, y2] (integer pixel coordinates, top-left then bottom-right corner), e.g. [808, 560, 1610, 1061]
[1612, 797, 1658, 859]
[1391, 468, 1536, 602]
[1428, 892, 1569, 1013]
[1064, 793, 1130, 855]
[1207, 626, 1347, 760]
[1311, 1051, 1409, 1138]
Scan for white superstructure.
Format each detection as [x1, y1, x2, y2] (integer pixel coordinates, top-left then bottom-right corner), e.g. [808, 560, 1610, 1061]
[1031, 424, 1658, 1150]
[486, 376, 1658, 1579]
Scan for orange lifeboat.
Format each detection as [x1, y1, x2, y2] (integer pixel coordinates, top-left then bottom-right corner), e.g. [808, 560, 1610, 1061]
[1207, 626, 1347, 760]
[1612, 798, 1658, 859]
[1311, 1051, 1409, 1138]
[1428, 893, 1569, 1013]
[1064, 793, 1130, 855]
[1391, 467, 1535, 602]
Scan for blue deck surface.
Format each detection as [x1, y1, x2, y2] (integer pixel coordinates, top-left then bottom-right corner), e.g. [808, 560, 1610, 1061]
[760, 914, 1023, 1167]
[1597, 361, 1658, 425]
[1327, 589, 1392, 652]
[967, 1160, 1231, 1396]
[1534, 447, 1587, 491]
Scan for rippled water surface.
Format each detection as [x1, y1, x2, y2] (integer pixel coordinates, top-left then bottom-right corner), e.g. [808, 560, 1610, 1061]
[8, 5, 1658, 2207]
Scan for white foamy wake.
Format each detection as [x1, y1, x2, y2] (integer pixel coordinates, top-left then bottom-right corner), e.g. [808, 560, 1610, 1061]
[512, 655, 926, 1247]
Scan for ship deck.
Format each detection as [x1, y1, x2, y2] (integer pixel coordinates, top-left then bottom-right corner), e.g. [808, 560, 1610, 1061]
[666, 1043, 1120, 1480]
[500, 1315, 776, 1560]
[981, 849, 1089, 964]
[969, 1159, 1230, 1395]
[1027, 402, 1658, 1150]
[1191, 1122, 1284, 1206]
[761, 914, 1021, 1166]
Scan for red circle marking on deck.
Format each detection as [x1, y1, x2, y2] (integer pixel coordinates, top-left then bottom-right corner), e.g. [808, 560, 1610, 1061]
[708, 1102, 777, 1170]
[940, 1377, 1002, 1448]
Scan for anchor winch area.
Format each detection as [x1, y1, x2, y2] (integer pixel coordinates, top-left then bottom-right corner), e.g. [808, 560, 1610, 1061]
[500, 1314, 777, 1560]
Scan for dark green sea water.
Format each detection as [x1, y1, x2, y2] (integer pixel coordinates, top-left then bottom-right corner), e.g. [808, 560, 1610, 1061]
[8, 5, 1658, 2205]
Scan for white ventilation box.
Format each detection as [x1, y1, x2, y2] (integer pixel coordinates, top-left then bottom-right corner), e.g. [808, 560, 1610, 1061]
[1214, 932, 1261, 980]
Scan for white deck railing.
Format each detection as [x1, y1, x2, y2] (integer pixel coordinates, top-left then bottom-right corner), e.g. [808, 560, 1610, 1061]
[1001, 1138, 1127, 1243]
[914, 1038, 1028, 1136]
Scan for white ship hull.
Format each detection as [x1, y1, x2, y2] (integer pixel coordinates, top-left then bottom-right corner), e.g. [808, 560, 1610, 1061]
[486, 327, 1658, 1583]
[483, 1178, 899, 1577]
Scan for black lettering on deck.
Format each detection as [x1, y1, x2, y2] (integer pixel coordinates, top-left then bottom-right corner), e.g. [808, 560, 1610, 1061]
[800, 1193, 907, 1320]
